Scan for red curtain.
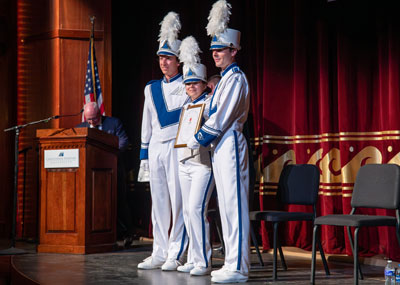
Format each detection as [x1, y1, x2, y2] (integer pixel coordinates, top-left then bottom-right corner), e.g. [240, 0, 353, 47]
[242, 0, 400, 260]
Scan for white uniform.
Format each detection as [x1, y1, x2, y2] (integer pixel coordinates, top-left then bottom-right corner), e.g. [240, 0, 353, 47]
[193, 63, 250, 274]
[177, 93, 215, 269]
[140, 73, 190, 262]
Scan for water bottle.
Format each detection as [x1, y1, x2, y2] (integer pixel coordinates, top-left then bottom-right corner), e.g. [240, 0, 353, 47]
[396, 264, 400, 284]
[385, 260, 395, 285]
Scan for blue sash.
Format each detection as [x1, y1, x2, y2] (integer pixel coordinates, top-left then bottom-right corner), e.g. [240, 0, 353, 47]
[150, 80, 182, 128]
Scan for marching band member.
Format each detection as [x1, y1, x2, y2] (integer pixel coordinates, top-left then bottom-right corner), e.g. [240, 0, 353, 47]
[138, 11, 189, 271]
[176, 36, 215, 276]
[187, 0, 251, 283]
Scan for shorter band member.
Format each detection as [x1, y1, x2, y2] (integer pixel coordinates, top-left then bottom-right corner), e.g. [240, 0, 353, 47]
[176, 36, 215, 276]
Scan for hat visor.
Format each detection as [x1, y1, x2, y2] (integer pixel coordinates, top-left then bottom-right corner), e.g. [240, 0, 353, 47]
[210, 44, 229, 50]
[157, 50, 178, 56]
[183, 78, 206, 84]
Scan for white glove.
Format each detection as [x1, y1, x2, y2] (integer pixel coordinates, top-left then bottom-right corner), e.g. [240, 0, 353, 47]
[187, 136, 200, 150]
[138, 159, 150, 182]
[140, 159, 149, 170]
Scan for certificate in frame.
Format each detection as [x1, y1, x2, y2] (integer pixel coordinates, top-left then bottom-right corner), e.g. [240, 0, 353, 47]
[174, 103, 205, 148]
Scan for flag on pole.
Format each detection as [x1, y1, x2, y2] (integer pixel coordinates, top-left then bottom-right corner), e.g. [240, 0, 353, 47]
[83, 21, 105, 118]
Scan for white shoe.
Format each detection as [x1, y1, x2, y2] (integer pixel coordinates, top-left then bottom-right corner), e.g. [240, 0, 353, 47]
[190, 266, 211, 276]
[211, 270, 248, 283]
[211, 266, 228, 277]
[138, 256, 164, 270]
[161, 259, 182, 271]
[177, 263, 194, 273]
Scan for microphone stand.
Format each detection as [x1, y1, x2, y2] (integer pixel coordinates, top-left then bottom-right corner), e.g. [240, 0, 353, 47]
[0, 114, 60, 255]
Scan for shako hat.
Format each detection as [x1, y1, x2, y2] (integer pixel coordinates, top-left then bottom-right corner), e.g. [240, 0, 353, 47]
[179, 36, 207, 83]
[206, 0, 241, 50]
[157, 12, 182, 57]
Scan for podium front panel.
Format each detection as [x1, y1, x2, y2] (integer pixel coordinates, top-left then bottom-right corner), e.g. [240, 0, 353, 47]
[91, 169, 112, 232]
[46, 169, 77, 232]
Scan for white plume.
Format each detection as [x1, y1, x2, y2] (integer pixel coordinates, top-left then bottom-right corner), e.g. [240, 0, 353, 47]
[158, 12, 181, 44]
[206, 0, 231, 37]
[179, 36, 202, 68]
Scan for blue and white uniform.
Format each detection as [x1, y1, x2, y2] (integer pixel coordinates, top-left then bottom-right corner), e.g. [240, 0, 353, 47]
[140, 73, 189, 263]
[177, 92, 215, 270]
[194, 63, 250, 275]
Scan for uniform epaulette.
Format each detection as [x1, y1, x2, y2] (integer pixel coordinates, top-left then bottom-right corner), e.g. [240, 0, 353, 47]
[146, 79, 159, 86]
[232, 66, 241, 73]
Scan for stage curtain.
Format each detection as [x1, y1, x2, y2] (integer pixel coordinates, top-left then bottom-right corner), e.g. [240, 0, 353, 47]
[243, 0, 400, 260]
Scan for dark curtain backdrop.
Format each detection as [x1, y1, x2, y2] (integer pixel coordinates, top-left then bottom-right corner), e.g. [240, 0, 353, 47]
[246, 0, 400, 260]
[112, 0, 400, 260]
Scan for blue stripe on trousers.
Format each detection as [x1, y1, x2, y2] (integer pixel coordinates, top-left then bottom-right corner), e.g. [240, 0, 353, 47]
[233, 131, 242, 271]
[201, 171, 214, 268]
[176, 226, 186, 261]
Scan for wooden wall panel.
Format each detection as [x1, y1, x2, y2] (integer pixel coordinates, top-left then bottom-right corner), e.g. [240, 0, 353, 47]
[59, 0, 105, 30]
[57, 0, 111, 127]
[24, 0, 56, 37]
[16, 36, 56, 238]
[28, 39, 58, 125]
[59, 37, 105, 128]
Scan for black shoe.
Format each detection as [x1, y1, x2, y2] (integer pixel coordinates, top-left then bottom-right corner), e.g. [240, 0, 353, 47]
[123, 236, 133, 249]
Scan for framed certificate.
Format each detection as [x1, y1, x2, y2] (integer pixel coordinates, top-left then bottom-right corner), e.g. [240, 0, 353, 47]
[174, 103, 205, 148]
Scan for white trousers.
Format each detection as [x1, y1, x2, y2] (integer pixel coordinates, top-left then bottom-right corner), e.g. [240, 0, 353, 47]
[148, 139, 187, 261]
[179, 157, 215, 268]
[212, 130, 250, 274]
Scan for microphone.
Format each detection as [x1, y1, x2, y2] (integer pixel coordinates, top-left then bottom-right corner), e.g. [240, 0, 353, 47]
[4, 108, 84, 132]
[53, 108, 84, 119]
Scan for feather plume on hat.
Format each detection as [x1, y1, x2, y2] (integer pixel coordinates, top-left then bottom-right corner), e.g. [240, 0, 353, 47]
[179, 36, 202, 69]
[158, 11, 181, 45]
[206, 0, 232, 37]
[179, 36, 207, 83]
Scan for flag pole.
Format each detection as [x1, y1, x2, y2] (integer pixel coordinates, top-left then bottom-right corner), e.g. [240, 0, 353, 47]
[89, 16, 97, 102]
[90, 16, 95, 38]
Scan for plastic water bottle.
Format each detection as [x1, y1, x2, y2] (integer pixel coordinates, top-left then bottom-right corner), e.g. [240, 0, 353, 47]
[385, 260, 395, 285]
[396, 264, 400, 284]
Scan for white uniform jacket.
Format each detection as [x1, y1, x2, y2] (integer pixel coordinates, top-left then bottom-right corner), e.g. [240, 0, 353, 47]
[140, 73, 189, 160]
[194, 63, 249, 147]
[178, 92, 211, 164]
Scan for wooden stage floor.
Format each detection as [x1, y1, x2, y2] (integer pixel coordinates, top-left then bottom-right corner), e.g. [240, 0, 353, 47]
[0, 239, 389, 284]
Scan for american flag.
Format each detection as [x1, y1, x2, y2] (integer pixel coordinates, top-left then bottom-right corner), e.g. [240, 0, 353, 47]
[83, 33, 105, 118]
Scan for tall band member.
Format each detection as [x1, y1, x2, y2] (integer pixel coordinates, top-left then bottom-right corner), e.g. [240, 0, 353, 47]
[187, 1, 250, 283]
[138, 12, 189, 271]
[176, 36, 215, 276]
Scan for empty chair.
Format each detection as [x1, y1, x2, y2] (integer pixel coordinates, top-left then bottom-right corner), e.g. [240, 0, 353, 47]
[250, 164, 330, 280]
[311, 164, 400, 285]
[208, 206, 225, 255]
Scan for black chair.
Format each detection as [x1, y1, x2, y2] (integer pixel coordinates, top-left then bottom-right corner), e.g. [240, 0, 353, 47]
[250, 164, 330, 280]
[208, 204, 225, 255]
[311, 164, 400, 285]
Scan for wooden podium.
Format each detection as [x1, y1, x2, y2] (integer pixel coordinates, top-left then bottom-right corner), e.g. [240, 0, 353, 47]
[36, 128, 118, 254]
